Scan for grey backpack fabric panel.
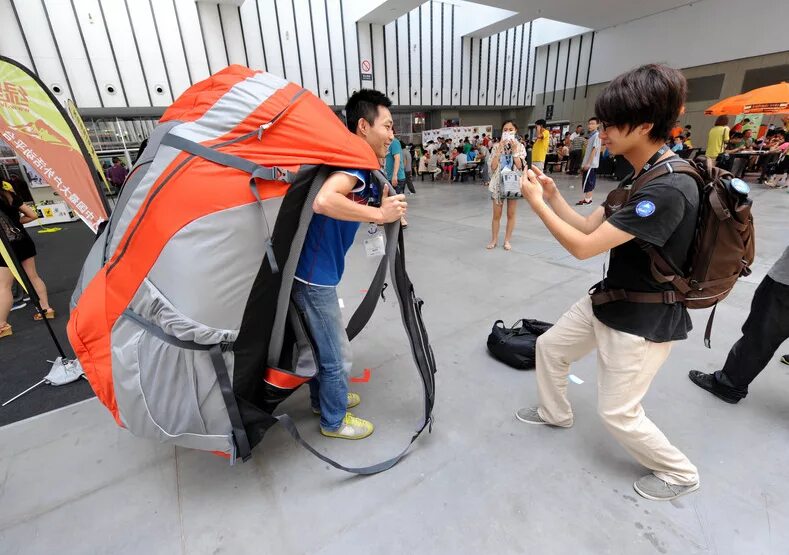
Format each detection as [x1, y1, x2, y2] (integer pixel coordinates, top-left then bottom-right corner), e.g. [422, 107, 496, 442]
[111, 278, 235, 455]
[147, 198, 282, 330]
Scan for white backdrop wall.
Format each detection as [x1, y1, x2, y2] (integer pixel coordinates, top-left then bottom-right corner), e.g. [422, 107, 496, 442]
[0, 0, 544, 111]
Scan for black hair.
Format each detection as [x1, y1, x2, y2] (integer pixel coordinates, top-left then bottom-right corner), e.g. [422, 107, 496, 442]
[594, 64, 687, 142]
[743, 118, 751, 123]
[112, 157, 121, 164]
[576, 124, 583, 128]
[588, 116, 599, 124]
[502, 120, 519, 131]
[684, 124, 692, 129]
[714, 115, 729, 126]
[535, 119, 546, 126]
[344, 89, 392, 133]
[731, 131, 744, 139]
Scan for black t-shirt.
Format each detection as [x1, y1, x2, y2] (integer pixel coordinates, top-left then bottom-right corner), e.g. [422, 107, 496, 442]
[593, 169, 700, 342]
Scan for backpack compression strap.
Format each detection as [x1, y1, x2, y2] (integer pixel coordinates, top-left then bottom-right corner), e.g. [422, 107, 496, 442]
[273, 220, 436, 474]
[121, 309, 253, 462]
[160, 133, 294, 273]
[590, 159, 703, 307]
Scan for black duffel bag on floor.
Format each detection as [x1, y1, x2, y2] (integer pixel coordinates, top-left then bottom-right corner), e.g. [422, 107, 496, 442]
[487, 319, 553, 370]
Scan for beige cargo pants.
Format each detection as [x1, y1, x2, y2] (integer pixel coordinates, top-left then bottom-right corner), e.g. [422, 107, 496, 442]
[534, 295, 699, 486]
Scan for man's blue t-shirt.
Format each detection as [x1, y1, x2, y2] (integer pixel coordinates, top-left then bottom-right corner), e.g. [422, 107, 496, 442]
[384, 141, 406, 181]
[295, 169, 372, 287]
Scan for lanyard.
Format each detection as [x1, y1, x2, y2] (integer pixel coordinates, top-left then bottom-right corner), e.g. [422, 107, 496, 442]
[629, 145, 670, 184]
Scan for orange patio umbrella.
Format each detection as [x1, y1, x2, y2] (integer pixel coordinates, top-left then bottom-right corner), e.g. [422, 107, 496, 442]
[705, 82, 789, 115]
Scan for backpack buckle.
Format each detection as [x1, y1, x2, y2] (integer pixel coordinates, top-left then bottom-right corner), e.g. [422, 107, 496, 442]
[662, 290, 678, 304]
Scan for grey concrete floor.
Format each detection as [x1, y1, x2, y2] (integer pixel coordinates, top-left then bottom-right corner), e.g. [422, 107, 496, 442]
[2, 172, 788, 555]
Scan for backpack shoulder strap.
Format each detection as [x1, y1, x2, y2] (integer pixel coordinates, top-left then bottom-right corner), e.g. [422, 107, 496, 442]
[631, 158, 703, 192]
[631, 159, 704, 292]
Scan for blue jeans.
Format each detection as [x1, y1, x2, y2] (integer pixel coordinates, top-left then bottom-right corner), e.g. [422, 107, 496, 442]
[291, 280, 352, 430]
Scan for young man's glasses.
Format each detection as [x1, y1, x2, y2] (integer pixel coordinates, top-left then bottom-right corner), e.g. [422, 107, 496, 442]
[600, 121, 614, 131]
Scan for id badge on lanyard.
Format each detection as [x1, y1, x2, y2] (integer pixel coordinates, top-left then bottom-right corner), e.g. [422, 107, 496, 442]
[364, 223, 385, 257]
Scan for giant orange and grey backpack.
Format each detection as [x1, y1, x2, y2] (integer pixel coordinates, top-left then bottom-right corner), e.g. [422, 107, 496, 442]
[68, 66, 436, 473]
[592, 155, 755, 346]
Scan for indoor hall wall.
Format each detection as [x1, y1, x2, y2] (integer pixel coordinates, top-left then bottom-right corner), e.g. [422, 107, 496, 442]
[588, 0, 789, 86]
[357, 2, 536, 110]
[524, 50, 789, 149]
[0, 0, 541, 112]
[0, 0, 371, 110]
[532, 0, 789, 99]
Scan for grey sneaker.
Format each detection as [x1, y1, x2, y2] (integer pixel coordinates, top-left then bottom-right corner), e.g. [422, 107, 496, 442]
[515, 407, 549, 425]
[515, 407, 572, 427]
[633, 474, 699, 501]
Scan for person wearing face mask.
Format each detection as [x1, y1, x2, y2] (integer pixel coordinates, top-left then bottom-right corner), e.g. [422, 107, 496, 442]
[486, 120, 526, 251]
[293, 89, 408, 440]
[516, 64, 700, 502]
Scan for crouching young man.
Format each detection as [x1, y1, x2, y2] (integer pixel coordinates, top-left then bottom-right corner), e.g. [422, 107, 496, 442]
[516, 64, 700, 501]
[293, 89, 407, 439]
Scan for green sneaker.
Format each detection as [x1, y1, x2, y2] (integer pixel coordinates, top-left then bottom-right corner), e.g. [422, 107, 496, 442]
[320, 412, 374, 440]
[312, 392, 361, 415]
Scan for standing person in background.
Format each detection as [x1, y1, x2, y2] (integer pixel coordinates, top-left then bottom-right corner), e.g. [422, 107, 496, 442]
[731, 118, 750, 134]
[689, 245, 789, 404]
[463, 138, 472, 155]
[478, 140, 491, 185]
[482, 133, 490, 147]
[452, 147, 468, 182]
[487, 120, 526, 251]
[577, 117, 601, 205]
[7, 174, 33, 203]
[0, 188, 55, 339]
[532, 119, 550, 170]
[568, 128, 586, 175]
[706, 115, 730, 162]
[107, 157, 128, 192]
[670, 120, 683, 139]
[400, 140, 416, 195]
[384, 133, 407, 227]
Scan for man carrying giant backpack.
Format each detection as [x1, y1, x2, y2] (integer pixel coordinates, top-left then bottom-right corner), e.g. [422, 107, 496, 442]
[516, 64, 702, 501]
[294, 89, 407, 440]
